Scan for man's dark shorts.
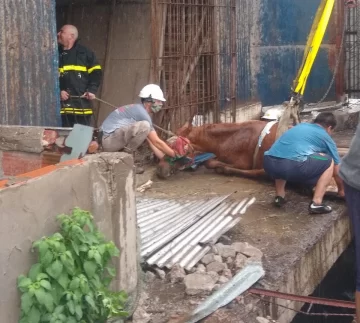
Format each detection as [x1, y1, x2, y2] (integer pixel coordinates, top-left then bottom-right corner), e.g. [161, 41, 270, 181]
[263, 153, 333, 187]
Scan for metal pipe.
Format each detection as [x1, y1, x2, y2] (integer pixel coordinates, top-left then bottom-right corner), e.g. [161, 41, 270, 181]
[248, 288, 356, 310]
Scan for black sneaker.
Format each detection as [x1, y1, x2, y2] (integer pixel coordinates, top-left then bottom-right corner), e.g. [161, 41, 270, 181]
[274, 196, 286, 207]
[309, 201, 332, 214]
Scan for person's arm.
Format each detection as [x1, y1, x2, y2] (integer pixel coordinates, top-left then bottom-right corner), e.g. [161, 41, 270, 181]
[147, 131, 176, 158]
[325, 137, 344, 196]
[333, 164, 345, 197]
[84, 50, 102, 98]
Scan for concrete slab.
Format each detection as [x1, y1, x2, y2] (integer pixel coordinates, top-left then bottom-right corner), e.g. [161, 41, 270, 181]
[137, 169, 350, 323]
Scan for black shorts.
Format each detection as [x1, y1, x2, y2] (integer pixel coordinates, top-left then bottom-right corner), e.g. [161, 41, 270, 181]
[264, 154, 333, 187]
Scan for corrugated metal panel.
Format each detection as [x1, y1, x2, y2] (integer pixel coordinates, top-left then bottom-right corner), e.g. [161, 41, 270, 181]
[217, 0, 340, 109]
[0, 0, 60, 126]
[251, 0, 338, 106]
[137, 195, 256, 270]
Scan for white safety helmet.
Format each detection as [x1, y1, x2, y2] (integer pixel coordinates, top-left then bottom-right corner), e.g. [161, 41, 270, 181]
[261, 105, 284, 121]
[139, 84, 166, 102]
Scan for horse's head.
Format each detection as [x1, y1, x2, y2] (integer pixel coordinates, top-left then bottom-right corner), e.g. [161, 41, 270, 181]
[176, 120, 193, 138]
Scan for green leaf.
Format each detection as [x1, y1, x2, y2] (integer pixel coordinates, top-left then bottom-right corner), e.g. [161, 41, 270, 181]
[34, 288, 47, 305]
[41, 250, 54, 266]
[84, 261, 97, 278]
[18, 276, 32, 291]
[88, 250, 95, 259]
[67, 317, 77, 323]
[57, 272, 69, 290]
[106, 267, 116, 277]
[21, 292, 33, 314]
[38, 240, 49, 256]
[69, 277, 80, 291]
[54, 305, 64, 314]
[46, 260, 63, 279]
[43, 293, 54, 312]
[36, 273, 49, 281]
[85, 295, 96, 310]
[67, 300, 75, 315]
[79, 280, 89, 294]
[75, 304, 83, 320]
[39, 280, 51, 291]
[93, 252, 102, 266]
[71, 240, 80, 255]
[29, 264, 42, 281]
[28, 306, 41, 323]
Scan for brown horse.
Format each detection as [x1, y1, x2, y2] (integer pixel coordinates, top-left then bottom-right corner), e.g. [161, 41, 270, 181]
[175, 120, 279, 178]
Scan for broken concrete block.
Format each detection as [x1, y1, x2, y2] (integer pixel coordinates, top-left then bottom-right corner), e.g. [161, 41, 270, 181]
[184, 273, 216, 296]
[154, 268, 166, 280]
[207, 271, 220, 283]
[214, 255, 223, 263]
[201, 253, 216, 265]
[223, 268, 233, 279]
[226, 257, 233, 265]
[218, 276, 229, 284]
[234, 253, 248, 269]
[145, 271, 156, 283]
[196, 264, 206, 273]
[256, 317, 270, 323]
[215, 243, 236, 258]
[132, 306, 151, 323]
[232, 242, 263, 259]
[206, 261, 226, 273]
[169, 264, 186, 284]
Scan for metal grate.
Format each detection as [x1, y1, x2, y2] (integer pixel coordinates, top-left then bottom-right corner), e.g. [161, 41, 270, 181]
[345, 1, 360, 98]
[151, 0, 236, 131]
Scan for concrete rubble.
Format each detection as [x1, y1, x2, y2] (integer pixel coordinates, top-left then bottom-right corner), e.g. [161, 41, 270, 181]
[134, 241, 264, 322]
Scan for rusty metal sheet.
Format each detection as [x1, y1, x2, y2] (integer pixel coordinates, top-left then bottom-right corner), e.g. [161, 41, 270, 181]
[0, 0, 60, 126]
[251, 0, 341, 106]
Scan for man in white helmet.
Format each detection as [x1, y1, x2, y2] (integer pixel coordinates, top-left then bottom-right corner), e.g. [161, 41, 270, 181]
[100, 84, 176, 173]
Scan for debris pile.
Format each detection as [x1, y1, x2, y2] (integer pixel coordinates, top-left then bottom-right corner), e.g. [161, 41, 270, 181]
[145, 241, 263, 296]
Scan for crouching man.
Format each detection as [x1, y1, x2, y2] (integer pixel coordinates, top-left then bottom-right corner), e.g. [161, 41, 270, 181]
[100, 84, 176, 173]
[263, 112, 344, 214]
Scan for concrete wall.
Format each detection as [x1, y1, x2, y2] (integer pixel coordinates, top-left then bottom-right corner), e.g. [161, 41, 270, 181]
[0, 153, 138, 323]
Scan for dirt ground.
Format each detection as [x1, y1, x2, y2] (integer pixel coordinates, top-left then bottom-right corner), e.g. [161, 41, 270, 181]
[136, 165, 348, 323]
[133, 129, 354, 323]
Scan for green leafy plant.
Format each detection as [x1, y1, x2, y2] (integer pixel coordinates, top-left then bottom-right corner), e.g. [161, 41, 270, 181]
[17, 208, 128, 323]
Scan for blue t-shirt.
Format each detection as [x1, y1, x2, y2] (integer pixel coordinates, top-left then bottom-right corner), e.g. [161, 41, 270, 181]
[264, 123, 341, 165]
[100, 104, 154, 135]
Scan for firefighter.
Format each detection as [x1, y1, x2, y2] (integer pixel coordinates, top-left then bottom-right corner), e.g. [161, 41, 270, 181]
[57, 24, 102, 127]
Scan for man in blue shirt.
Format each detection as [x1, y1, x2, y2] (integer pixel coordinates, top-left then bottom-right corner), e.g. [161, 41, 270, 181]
[263, 112, 344, 214]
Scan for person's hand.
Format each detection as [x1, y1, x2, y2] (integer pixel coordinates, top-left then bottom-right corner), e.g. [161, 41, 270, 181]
[337, 190, 345, 198]
[60, 90, 69, 101]
[82, 92, 96, 100]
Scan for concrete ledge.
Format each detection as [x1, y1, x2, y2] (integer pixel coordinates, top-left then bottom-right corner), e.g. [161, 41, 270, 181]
[0, 153, 138, 323]
[263, 211, 352, 322]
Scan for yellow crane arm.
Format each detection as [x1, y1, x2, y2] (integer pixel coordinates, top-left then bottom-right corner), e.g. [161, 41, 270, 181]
[292, 0, 335, 96]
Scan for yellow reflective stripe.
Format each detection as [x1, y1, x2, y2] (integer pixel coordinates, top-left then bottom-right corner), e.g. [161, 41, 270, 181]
[60, 111, 93, 115]
[60, 108, 93, 115]
[58, 65, 88, 73]
[88, 65, 101, 73]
